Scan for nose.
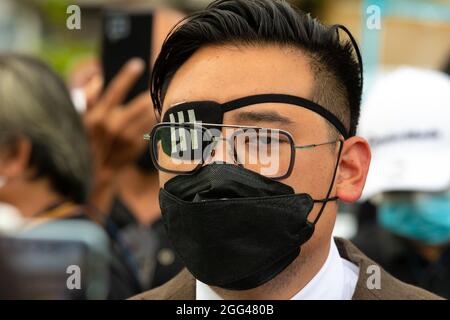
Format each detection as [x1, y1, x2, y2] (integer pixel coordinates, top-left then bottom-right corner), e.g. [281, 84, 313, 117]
[204, 136, 237, 165]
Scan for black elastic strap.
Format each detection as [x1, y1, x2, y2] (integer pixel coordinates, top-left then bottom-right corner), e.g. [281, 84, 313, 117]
[336, 24, 364, 95]
[311, 140, 344, 225]
[314, 196, 338, 203]
[221, 94, 349, 139]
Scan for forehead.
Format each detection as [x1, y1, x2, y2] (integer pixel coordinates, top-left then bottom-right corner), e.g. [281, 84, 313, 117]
[161, 44, 315, 117]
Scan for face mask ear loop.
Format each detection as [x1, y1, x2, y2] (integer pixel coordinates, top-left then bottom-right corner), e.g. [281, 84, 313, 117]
[311, 140, 344, 226]
[335, 24, 364, 94]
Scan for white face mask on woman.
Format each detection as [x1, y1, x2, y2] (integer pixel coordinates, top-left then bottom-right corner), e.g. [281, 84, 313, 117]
[0, 203, 24, 234]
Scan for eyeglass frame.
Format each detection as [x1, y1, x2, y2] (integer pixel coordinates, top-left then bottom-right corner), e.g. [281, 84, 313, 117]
[144, 122, 344, 180]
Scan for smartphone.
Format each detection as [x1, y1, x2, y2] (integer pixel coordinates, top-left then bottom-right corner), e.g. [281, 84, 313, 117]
[101, 8, 153, 103]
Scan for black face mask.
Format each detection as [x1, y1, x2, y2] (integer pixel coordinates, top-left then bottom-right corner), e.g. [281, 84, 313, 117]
[159, 160, 340, 290]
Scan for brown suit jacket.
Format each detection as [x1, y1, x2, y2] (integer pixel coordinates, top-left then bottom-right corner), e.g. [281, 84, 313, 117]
[130, 238, 444, 300]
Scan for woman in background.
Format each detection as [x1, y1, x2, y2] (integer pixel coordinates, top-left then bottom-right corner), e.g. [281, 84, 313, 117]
[0, 54, 141, 299]
[0, 54, 90, 221]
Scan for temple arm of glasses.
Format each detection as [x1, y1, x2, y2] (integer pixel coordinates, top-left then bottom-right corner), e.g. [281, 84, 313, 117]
[294, 140, 341, 150]
[143, 133, 151, 141]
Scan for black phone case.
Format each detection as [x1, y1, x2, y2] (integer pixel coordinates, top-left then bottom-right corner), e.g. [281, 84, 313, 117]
[101, 9, 153, 103]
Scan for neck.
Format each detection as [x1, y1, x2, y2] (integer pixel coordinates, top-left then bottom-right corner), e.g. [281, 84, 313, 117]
[116, 165, 161, 226]
[211, 239, 331, 300]
[8, 179, 66, 218]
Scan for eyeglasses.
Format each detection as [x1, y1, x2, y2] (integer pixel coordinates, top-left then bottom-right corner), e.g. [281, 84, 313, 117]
[144, 122, 343, 179]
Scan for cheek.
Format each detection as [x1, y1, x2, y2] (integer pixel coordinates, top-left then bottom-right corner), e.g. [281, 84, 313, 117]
[159, 172, 177, 187]
[280, 150, 334, 198]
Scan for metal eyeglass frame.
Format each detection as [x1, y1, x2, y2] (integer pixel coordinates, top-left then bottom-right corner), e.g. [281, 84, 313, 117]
[144, 122, 344, 180]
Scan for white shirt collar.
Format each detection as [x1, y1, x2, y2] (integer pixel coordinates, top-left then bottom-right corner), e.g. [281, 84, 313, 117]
[196, 238, 359, 300]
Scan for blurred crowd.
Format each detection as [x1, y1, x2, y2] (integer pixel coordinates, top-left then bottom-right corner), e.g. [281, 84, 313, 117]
[0, 5, 186, 299]
[0, 0, 449, 300]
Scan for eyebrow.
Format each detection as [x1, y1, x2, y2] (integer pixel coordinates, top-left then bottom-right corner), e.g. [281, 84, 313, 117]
[232, 111, 295, 125]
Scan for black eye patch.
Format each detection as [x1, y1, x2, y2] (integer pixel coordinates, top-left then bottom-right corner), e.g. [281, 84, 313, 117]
[162, 101, 224, 124]
[162, 94, 349, 139]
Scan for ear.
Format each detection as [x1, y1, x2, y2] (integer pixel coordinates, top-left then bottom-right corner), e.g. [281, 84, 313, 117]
[335, 136, 371, 203]
[0, 138, 32, 179]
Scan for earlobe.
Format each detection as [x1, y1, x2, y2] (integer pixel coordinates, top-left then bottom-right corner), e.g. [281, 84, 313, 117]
[335, 136, 371, 203]
[0, 138, 32, 180]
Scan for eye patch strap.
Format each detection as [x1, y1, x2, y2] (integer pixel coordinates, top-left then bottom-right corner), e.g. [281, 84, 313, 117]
[336, 24, 363, 93]
[221, 94, 349, 139]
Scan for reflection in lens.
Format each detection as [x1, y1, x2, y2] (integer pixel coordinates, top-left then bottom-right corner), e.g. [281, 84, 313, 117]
[154, 124, 209, 173]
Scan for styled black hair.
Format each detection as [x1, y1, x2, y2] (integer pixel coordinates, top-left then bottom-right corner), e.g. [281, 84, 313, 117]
[151, 0, 363, 136]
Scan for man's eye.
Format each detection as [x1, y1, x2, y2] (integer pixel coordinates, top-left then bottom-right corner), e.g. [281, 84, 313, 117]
[258, 135, 288, 145]
[245, 136, 289, 145]
[259, 136, 273, 144]
[242, 136, 283, 146]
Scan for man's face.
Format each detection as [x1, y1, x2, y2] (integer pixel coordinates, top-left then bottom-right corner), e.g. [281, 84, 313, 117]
[159, 44, 342, 251]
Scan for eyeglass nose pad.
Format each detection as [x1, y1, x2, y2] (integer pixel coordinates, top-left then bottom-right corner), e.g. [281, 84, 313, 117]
[203, 137, 237, 166]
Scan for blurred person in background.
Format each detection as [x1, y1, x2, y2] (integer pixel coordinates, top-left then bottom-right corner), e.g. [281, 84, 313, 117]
[0, 54, 142, 299]
[70, 8, 185, 291]
[354, 67, 450, 298]
[0, 54, 106, 298]
[0, 54, 91, 225]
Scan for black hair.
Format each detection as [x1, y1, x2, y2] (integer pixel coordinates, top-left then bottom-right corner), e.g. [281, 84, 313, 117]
[151, 0, 363, 137]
